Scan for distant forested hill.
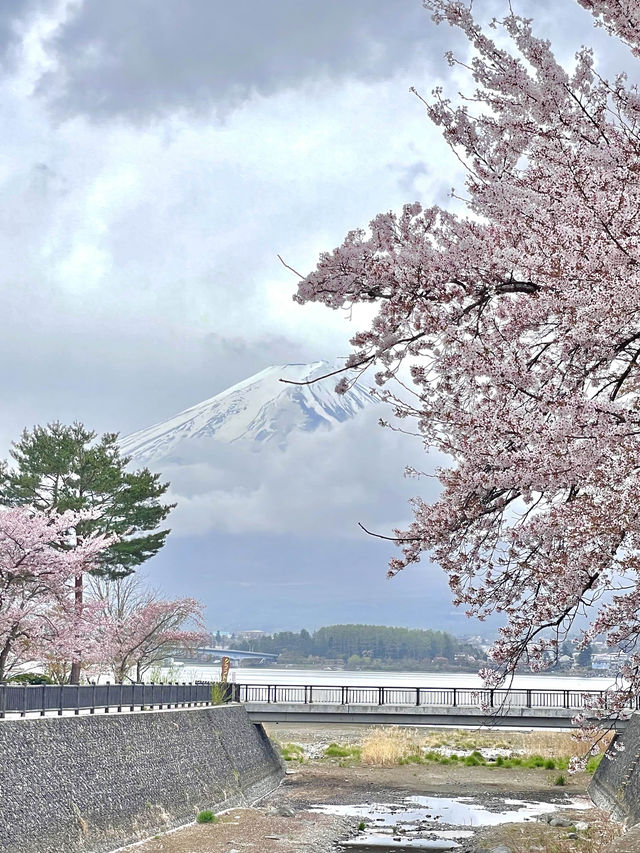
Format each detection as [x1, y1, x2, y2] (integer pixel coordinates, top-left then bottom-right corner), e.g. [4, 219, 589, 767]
[230, 624, 484, 670]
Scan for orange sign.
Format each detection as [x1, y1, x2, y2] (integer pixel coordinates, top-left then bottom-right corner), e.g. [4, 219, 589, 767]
[220, 656, 231, 683]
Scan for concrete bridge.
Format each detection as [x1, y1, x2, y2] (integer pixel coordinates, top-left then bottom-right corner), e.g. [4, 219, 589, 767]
[177, 647, 279, 664]
[237, 683, 632, 728]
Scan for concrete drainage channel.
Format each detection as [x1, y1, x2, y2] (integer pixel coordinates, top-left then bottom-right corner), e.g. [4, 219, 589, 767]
[311, 794, 592, 852]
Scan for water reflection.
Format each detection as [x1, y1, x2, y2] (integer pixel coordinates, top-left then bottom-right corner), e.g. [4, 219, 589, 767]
[311, 793, 590, 851]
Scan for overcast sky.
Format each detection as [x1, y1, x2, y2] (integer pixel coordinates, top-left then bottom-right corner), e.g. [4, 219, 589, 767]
[0, 1, 633, 632]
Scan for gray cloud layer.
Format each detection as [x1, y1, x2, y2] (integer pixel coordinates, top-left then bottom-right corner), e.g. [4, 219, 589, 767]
[156, 405, 436, 539]
[39, 0, 443, 120]
[0, 0, 635, 631]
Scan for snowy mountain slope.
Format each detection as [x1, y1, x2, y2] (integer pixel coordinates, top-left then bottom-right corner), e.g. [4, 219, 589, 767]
[119, 361, 374, 463]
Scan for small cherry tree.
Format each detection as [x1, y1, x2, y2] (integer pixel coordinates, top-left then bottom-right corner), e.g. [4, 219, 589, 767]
[39, 599, 115, 684]
[294, 0, 640, 719]
[0, 507, 112, 681]
[91, 575, 207, 682]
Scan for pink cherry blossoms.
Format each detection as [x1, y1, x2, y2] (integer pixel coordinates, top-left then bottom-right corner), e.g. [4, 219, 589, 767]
[294, 0, 640, 717]
[0, 507, 206, 684]
[91, 575, 207, 683]
[0, 507, 113, 681]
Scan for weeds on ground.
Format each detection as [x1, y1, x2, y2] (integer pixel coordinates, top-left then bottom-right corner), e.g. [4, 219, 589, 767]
[477, 810, 621, 853]
[146, 664, 184, 684]
[331, 727, 606, 777]
[210, 682, 229, 705]
[420, 727, 614, 761]
[279, 742, 305, 763]
[196, 810, 218, 824]
[324, 743, 362, 761]
[360, 728, 424, 766]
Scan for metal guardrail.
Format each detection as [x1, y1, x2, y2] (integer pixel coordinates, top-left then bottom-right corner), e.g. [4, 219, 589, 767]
[0, 682, 215, 717]
[236, 683, 634, 712]
[4, 681, 631, 719]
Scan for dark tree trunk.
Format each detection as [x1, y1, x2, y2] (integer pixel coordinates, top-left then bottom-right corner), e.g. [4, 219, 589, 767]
[69, 572, 83, 684]
[0, 640, 10, 683]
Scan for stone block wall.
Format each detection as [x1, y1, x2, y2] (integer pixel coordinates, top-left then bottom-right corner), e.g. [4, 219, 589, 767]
[589, 712, 640, 825]
[0, 704, 284, 853]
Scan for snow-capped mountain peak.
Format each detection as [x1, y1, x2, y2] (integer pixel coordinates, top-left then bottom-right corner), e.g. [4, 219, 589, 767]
[119, 361, 374, 463]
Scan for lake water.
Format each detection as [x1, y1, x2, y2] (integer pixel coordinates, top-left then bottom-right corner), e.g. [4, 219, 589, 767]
[167, 663, 616, 693]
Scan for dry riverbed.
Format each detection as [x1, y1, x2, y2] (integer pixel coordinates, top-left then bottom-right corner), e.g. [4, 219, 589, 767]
[121, 723, 625, 853]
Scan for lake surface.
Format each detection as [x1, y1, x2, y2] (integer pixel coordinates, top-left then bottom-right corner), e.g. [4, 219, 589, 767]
[169, 663, 616, 693]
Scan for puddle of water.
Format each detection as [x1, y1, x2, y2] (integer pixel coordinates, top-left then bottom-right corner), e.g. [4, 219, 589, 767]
[314, 795, 589, 828]
[341, 837, 459, 850]
[314, 793, 591, 851]
[406, 794, 588, 826]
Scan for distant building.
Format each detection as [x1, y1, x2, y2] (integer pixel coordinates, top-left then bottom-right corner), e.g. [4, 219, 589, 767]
[592, 653, 626, 671]
[236, 630, 267, 641]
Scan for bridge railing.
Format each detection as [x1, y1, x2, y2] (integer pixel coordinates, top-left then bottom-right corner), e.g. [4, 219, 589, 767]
[236, 683, 637, 711]
[0, 682, 214, 718]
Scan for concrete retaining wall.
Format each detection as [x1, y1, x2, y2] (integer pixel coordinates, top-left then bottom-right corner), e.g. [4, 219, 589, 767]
[0, 704, 284, 853]
[589, 712, 640, 825]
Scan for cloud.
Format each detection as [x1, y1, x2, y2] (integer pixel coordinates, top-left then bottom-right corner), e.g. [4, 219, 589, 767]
[0, 0, 633, 634]
[15, 0, 627, 128]
[0, 58, 456, 455]
[0, 1, 49, 67]
[37, 0, 449, 121]
[2, 0, 625, 464]
[151, 404, 442, 538]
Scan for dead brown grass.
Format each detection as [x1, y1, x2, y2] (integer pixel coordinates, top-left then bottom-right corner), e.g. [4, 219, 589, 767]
[517, 729, 615, 759]
[477, 809, 622, 853]
[360, 728, 423, 765]
[419, 727, 614, 759]
[356, 726, 614, 771]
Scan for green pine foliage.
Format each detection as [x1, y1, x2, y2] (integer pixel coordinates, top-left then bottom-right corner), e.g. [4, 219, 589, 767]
[0, 421, 174, 580]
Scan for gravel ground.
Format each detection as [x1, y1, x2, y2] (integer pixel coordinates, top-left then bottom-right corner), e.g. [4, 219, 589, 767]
[117, 724, 625, 853]
[121, 764, 609, 853]
[117, 804, 356, 853]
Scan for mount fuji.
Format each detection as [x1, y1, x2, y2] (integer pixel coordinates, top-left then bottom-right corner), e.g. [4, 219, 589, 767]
[120, 361, 375, 463]
[120, 361, 477, 633]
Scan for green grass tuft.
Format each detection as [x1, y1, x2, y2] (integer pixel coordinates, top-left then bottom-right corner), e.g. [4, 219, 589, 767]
[196, 810, 218, 824]
[280, 743, 305, 762]
[324, 743, 361, 759]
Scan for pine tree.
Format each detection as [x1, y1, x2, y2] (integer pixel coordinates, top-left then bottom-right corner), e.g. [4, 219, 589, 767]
[0, 421, 175, 682]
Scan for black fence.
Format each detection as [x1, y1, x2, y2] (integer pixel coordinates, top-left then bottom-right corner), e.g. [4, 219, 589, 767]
[236, 683, 636, 712]
[0, 682, 218, 717]
[5, 681, 631, 718]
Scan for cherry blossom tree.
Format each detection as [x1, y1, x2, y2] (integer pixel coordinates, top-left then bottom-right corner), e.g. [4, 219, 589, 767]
[0, 507, 113, 681]
[90, 575, 207, 682]
[294, 0, 640, 718]
[39, 599, 115, 684]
